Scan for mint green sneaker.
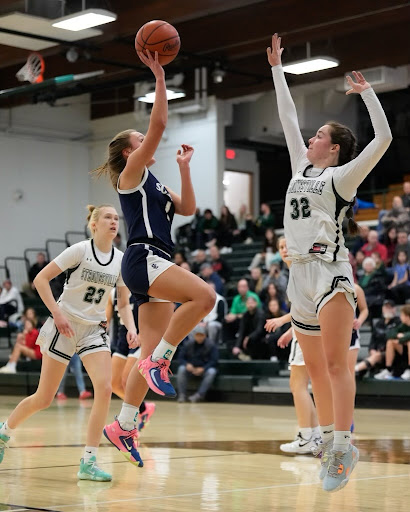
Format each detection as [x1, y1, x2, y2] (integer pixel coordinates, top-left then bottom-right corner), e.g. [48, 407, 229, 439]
[77, 456, 112, 482]
[312, 439, 333, 480]
[0, 423, 10, 464]
[323, 445, 359, 492]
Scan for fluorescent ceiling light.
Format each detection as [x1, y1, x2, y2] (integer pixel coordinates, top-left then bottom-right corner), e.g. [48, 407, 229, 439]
[283, 57, 339, 75]
[52, 9, 116, 31]
[138, 89, 186, 103]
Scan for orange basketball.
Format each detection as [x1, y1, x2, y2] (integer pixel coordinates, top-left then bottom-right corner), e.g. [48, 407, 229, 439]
[135, 20, 180, 66]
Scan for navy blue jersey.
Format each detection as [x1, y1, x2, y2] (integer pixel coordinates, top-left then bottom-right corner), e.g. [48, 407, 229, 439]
[111, 287, 139, 328]
[118, 168, 175, 254]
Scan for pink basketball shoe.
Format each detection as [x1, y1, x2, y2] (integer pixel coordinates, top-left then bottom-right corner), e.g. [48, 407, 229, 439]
[138, 356, 176, 397]
[103, 418, 143, 467]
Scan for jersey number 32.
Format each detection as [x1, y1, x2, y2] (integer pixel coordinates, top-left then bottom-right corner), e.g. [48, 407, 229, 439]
[290, 197, 311, 220]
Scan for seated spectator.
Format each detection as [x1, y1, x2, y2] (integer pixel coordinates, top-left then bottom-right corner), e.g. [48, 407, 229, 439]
[355, 300, 400, 378]
[177, 324, 218, 403]
[362, 230, 388, 263]
[359, 257, 387, 321]
[196, 208, 219, 249]
[401, 181, 410, 210]
[0, 319, 41, 373]
[354, 250, 365, 281]
[202, 283, 227, 344]
[27, 252, 48, 296]
[380, 196, 410, 234]
[209, 245, 231, 283]
[249, 267, 264, 295]
[224, 278, 261, 344]
[14, 307, 39, 332]
[387, 250, 410, 304]
[232, 296, 266, 360]
[233, 204, 255, 243]
[216, 205, 237, 249]
[180, 261, 192, 272]
[260, 282, 288, 312]
[380, 226, 397, 267]
[0, 279, 24, 325]
[249, 228, 280, 270]
[191, 249, 208, 275]
[173, 251, 187, 266]
[200, 263, 224, 296]
[56, 353, 93, 400]
[264, 298, 291, 362]
[393, 230, 410, 264]
[262, 262, 288, 299]
[255, 202, 275, 235]
[375, 304, 410, 380]
[351, 225, 370, 256]
[371, 252, 388, 281]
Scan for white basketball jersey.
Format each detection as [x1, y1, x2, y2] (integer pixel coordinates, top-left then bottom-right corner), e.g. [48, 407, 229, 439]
[284, 166, 352, 263]
[54, 239, 124, 325]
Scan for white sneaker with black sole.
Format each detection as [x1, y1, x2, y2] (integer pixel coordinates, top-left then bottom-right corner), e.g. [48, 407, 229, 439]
[280, 433, 320, 454]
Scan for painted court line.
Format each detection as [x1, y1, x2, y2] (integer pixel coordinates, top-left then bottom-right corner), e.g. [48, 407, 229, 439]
[49, 472, 410, 510]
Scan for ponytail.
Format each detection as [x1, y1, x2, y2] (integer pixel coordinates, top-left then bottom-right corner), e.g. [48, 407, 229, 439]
[346, 198, 359, 236]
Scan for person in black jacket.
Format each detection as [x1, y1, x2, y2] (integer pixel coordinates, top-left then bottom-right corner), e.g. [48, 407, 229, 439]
[355, 299, 400, 378]
[177, 325, 218, 403]
[233, 296, 267, 360]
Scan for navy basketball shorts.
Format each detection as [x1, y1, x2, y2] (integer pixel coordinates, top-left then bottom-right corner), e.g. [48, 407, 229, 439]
[122, 243, 174, 307]
[287, 258, 356, 336]
[112, 324, 139, 359]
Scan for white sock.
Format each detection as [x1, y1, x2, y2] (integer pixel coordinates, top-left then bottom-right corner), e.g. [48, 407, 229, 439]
[152, 339, 176, 362]
[7, 362, 16, 370]
[299, 427, 313, 440]
[312, 426, 321, 438]
[333, 430, 351, 452]
[0, 420, 14, 437]
[83, 446, 98, 463]
[320, 423, 335, 444]
[118, 403, 139, 431]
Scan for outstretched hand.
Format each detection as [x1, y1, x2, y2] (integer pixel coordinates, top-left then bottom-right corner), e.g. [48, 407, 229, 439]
[266, 33, 284, 67]
[346, 71, 371, 95]
[176, 144, 194, 166]
[137, 50, 165, 80]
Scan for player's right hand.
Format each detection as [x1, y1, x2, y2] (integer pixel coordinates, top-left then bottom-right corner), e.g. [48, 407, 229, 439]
[54, 310, 74, 338]
[265, 318, 283, 332]
[137, 50, 165, 79]
[267, 33, 284, 67]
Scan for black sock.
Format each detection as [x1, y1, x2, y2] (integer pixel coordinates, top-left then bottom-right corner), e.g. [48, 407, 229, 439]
[386, 366, 392, 371]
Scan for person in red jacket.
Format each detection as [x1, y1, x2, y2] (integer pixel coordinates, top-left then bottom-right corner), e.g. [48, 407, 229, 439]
[361, 230, 388, 263]
[0, 319, 41, 374]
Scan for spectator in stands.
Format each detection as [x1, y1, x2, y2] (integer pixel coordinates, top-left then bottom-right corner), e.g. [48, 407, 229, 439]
[361, 230, 388, 263]
[209, 245, 231, 283]
[201, 282, 227, 344]
[371, 252, 388, 282]
[262, 262, 288, 299]
[196, 208, 219, 248]
[233, 296, 266, 360]
[249, 267, 264, 295]
[0, 279, 24, 326]
[387, 250, 410, 304]
[354, 250, 365, 281]
[113, 233, 126, 252]
[28, 252, 48, 296]
[380, 196, 410, 234]
[374, 304, 410, 380]
[260, 282, 288, 313]
[380, 226, 397, 267]
[255, 202, 275, 234]
[173, 251, 187, 266]
[264, 298, 291, 362]
[401, 181, 410, 210]
[249, 228, 280, 270]
[177, 324, 218, 402]
[14, 307, 39, 332]
[233, 204, 255, 244]
[0, 319, 41, 373]
[217, 205, 237, 249]
[393, 230, 410, 264]
[359, 257, 387, 321]
[200, 262, 224, 295]
[180, 261, 191, 272]
[191, 249, 208, 275]
[56, 353, 93, 401]
[355, 300, 400, 378]
[224, 278, 261, 344]
[351, 225, 370, 256]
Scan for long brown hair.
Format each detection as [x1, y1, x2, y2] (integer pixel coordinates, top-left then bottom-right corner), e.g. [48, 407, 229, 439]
[91, 129, 135, 189]
[327, 120, 359, 235]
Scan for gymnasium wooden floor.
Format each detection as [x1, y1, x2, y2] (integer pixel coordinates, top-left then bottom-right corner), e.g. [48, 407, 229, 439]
[0, 397, 409, 512]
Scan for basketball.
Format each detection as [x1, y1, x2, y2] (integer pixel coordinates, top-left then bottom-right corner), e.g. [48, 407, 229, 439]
[135, 20, 180, 66]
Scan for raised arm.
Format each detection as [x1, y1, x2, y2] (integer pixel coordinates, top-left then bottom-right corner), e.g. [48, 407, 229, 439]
[120, 50, 168, 189]
[333, 71, 392, 200]
[267, 34, 308, 175]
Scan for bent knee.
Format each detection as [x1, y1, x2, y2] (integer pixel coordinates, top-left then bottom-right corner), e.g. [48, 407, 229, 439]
[199, 288, 216, 314]
[94, 382, 112, 398]
[34, 393, 55, 410]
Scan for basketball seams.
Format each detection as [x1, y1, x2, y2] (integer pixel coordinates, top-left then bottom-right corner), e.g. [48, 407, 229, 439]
[141, 21, 168, 44]
[135, 20, 180, 65]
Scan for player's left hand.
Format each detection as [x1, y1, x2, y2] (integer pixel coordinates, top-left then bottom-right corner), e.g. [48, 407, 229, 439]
[127, 331, 139, 348]
[346, 71, 371, 95]
[176, 144, 194, 166]
[352, 319, 362, 330]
